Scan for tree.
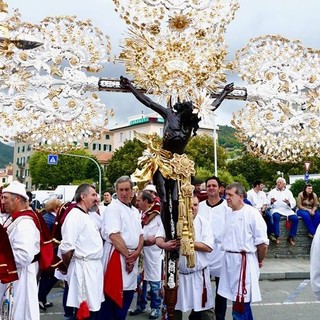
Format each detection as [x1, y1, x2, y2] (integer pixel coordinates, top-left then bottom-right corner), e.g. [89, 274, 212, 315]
[290, 179, 320, 198]
[29, 149, 101, 189]
[105, 138, 146, 185]
[185, 134, 228, 173]
[227, 152, 264, 186]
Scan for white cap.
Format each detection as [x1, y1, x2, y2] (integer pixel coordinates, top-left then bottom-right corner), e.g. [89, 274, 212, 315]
[2, 181, 29, 201]
[144, 184, 157, 194]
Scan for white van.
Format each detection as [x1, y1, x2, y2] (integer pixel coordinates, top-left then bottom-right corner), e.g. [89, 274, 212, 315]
[32, 190, 55, 204]
[32, 190, 55, 209]
[50, 185, 78, 203]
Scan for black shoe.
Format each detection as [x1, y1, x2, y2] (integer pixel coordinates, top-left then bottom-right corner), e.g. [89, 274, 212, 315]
[39, 301, 46, 311]
[44, 302, 53, 308]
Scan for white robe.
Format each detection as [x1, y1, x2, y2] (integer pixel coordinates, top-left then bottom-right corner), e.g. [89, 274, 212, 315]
[175, 214, 214, 312]
[267, 188, 296, 216]
[60, 207, 104, 311]
[198, 199, 230, 277]
[218, 205, 269, 303]
[1, 216, 40, 320]
[310, 225, 320, 299]
[101, 199, 143, 290]
[247, 189, 267, 212]
[143, 214, 163, 281]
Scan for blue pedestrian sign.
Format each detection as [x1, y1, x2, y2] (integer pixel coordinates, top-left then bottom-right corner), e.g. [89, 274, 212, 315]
[48, 154, 58, 165]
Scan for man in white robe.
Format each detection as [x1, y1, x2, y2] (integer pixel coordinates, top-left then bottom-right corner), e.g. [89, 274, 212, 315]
[267, 177, 298, 245]
[98, 176, 144, 320]
[156, 195, 214, 320]
[218, 183, 269, 320]
[1, 181, 40, 320]
[60, 184, 104, 318]
[198, 176, 230, 320]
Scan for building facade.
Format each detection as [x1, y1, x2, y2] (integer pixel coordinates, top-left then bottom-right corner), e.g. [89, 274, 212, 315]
[0, 164, 13, 188]
[12, 113, 218, 189]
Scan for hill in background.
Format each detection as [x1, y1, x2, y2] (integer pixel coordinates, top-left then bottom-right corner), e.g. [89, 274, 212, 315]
[0, 141, 14, 167]
[218, 125, 242, 149]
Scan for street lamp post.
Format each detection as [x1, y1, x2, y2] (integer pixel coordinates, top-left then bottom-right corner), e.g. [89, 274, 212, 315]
[213, 114, 218, 177]
[57, 153, 102, 196]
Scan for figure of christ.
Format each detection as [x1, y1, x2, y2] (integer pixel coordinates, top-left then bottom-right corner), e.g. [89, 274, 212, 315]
[120, 76, 233, 240]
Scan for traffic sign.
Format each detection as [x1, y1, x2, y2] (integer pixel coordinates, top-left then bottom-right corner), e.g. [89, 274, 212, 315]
[48, 154, 58, 165]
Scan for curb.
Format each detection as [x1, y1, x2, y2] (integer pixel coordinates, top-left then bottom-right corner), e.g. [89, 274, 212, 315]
[260, 271, 310, 281]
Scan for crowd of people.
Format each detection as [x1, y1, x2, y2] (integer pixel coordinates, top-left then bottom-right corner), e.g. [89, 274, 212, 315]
[1, 175, 320, 320]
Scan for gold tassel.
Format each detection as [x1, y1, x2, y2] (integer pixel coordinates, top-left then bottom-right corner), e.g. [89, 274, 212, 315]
[180, 236, 190, 256]
[180, 222, 190, 255]
[176, 219, 184, 237]
[187, 252, 195, 268]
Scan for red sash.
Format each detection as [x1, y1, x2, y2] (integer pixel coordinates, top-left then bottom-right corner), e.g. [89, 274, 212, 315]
[103, 248, 123, 308]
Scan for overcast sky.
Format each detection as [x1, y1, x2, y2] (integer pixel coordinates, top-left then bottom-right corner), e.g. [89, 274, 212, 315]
[8, 0, 320, 127]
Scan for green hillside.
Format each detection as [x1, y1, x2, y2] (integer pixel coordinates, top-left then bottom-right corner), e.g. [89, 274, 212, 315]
[0, 141, 14, 167]
[218, 125, 242, 148]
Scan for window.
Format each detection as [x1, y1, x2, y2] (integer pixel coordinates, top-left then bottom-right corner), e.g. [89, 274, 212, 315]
[103, 144, 111, 151]
[22, 145, 25, 152]
[2, 178, 5, 183]
[93, 143, 97, 150]
[17, 147, 20, 153]
[105, 134, 110, 140]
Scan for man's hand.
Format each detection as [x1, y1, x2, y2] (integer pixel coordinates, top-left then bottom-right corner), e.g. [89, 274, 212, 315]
[125, 249, 140, 273]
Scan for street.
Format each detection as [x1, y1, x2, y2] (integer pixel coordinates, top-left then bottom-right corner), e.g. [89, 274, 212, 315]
[40, 279, 320, 320]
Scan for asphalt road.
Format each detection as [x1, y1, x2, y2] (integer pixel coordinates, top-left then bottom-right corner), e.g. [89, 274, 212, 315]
[40, 279, 320, 320]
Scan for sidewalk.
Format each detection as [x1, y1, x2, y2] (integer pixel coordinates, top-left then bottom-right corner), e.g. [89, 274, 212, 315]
[260, 258, 310, 280]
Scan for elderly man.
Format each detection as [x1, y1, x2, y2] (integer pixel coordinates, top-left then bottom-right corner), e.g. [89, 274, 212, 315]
[1, 181, 41, 320]
[99, 176, 144, 320]
[218, 183, 269, 320]
[267, 177, 298, 245]
[60, 183, 104, 319]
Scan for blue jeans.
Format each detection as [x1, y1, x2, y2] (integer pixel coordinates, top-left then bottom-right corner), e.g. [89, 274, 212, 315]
[137, 280, 162, 310]
[272, 212, 299, 238]
[263, 209, 273, 236]
[232, 302, 254, 320]
[297, 209, 320, 235]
